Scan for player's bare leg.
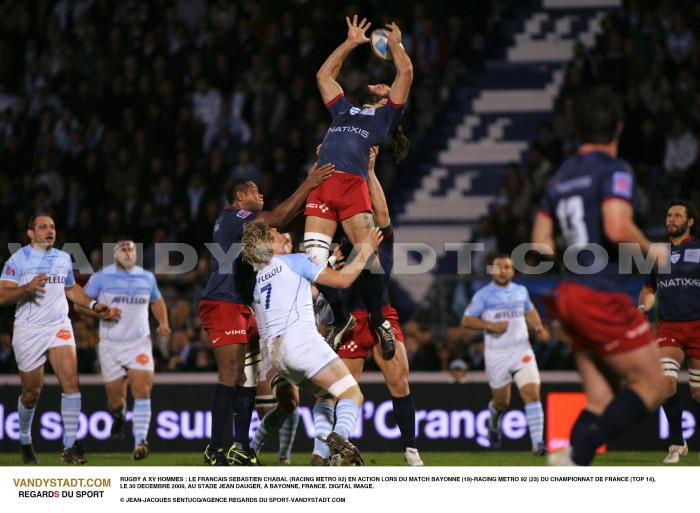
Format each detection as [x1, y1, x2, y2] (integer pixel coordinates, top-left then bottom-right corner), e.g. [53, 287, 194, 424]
[104, 377, 128, 439]
[49, 345, 85, 464]
[517, 381, 546, 455]
[251, 372, 300, 464]
[372, 343, 422, 465]
[487, 384, 511, 449]
[341, 213, 395, 359]
[128, 369, 153, 460]
[566, 344, 665, 466]
[308, 360, 364, 465]
[18, 366, 44, 464]
[659, 346, 687, 463]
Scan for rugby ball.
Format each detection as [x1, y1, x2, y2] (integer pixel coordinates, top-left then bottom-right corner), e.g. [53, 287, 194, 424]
[370, 29, 403, 63]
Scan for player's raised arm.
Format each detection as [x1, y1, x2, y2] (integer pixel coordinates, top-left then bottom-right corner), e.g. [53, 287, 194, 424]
[316, 15, 371, 103]
[385, 22, 413, 106]
[257, 162, 335, 230]
[367, 146, 390, 227]
[315, 228, 383, 289]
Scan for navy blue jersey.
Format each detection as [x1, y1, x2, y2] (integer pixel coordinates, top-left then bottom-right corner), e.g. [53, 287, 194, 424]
[646, 237, 700, 321]
[348, 224, 394, 310]
[201, 207, 257, 303]
[539, 151, 635, 293]
[317, 94, 404, 178]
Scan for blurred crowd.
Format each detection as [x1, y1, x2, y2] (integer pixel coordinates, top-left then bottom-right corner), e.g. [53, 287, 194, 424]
[477, 0, 700, 264]
[0, 0, 493, 374]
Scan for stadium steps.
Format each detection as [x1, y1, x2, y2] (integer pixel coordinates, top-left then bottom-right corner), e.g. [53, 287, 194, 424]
[392, 0, 621, 304]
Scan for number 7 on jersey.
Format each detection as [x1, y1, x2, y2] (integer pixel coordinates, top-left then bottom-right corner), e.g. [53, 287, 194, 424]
[261, 283, 272, 310]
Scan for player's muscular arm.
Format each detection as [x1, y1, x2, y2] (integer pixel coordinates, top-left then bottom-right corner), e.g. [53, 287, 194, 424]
[525, 308, 549, 341]
[315, 228, 383, 288]
[531, 212, 556, 255]
[151, 298, 171, 336]
[65, 283, 109, 314]
[257, 162, 334, 229]
[603, 199, 670, 265]
[368, 147, 390, 227]
[637, 286, 656, 313]
[316, 15, 370, 103]
[461, 315, 507, 334]
[0, 275, 47, 305]
[386, 22, 413, 105]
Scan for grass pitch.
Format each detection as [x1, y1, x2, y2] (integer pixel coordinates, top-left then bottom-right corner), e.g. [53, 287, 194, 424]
[0, 451, 698, 466]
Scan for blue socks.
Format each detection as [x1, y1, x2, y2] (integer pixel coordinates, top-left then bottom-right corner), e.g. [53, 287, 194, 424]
[61, 392, 81, 448]
[132, 398, 151, 447]
[18, 397, 35, 445]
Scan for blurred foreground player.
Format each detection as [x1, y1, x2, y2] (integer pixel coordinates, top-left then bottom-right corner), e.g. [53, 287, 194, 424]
[0, 214, 110, 464]
[638, 199, 700, 463]
[334, 146, 423, 466]
[304, 15, 413, 357]
[462, 255, 549, 456]
[532, 89, 668, 466]
[200, 163, 332, 466]
[242, 221, 383, 465]
[78, 239, 169, 460]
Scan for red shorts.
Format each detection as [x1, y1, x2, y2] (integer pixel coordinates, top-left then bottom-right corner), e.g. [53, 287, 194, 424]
[304, 172, 372, 221]
[198, 299, 259, 347]
[337, 305, 404, 360]
[657, 319, 700, 359]
[555, 281, 652, 355]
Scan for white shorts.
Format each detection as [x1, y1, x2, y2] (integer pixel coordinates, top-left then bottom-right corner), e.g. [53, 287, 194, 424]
[261, 328, 338, 386]
[98, 336, 154, 383]
[485, 343, 540, 389]
[12, 322, 75, 373]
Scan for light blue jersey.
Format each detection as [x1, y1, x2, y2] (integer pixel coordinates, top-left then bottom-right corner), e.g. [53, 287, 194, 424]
[464, 282, 534, 349]
[1, 245, 75, 326]
[84, 264, 161, 341]
[253, 254, 325, 339]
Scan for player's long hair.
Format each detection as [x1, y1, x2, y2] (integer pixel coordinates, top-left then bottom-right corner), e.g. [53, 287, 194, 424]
[241, 221, 274, 270]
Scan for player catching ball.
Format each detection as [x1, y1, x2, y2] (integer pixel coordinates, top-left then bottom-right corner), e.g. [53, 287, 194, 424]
[304, 15, 413, 359]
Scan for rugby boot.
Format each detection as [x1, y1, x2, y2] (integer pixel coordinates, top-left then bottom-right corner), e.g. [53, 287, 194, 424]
[62, 441, 87, 465]
[373, 320, 396, 360]
[227, 442, 261, 466]
[20, 444, 38, 465]
[203, 445, 228, 466]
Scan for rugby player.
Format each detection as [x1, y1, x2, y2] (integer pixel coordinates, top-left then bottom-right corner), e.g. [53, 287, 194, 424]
[638, 199, 700, 463]
[532, 88, 668, 466]
[461, 255, 549, 456]
[77, 238, 169, 460]
[334, 146, 423, 466]
[200, 162, 333, 466]
[251, 230, 301, 465]
[304, 15, 413, 358]
[242, 220, 383, 465]
[0, 214, 110, 464]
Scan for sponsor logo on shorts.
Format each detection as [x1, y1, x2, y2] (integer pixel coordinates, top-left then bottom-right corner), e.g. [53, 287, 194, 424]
[305, 202, 329, 214]
[4, 266, 14, 276]
[341, 341, 358, 352]
[225, 329, 246, 335]
[521, 355, 532, 364]
[136, 353, 150, 365]
[55, 328, 72, 340]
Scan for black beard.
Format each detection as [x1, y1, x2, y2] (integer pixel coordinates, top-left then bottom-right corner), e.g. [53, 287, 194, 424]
[357, 89, 381, 106]
[667, 222, 688, 238]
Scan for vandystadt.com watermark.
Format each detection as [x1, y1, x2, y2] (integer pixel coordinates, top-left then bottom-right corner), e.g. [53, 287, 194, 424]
[5, 241, 673, 277]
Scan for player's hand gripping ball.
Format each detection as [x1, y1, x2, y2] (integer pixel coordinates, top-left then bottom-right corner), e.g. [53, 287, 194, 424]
[370, 29, 399, 62]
